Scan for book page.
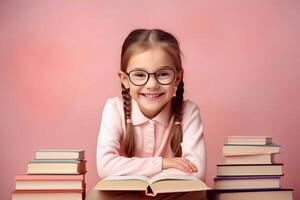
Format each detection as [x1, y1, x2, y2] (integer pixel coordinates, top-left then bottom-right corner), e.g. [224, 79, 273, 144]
[147, 175, 209, 196]
[149, 174, 198, 184]
[103, 175, 150, 183]
[94, 175, 150, 191]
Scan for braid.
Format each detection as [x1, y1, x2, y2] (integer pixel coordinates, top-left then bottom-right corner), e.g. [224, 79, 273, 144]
[121, 84, 135, 157]
[170, 80, 184, 157]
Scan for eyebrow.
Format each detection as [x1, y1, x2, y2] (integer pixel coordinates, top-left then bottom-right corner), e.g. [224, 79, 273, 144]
[129, 65, 175, 71]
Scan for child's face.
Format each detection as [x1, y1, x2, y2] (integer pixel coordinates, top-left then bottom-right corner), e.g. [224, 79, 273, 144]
[119, 46, 183, 119]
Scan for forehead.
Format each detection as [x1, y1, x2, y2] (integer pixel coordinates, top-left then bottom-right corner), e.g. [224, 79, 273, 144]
[127, 46, 175, 72]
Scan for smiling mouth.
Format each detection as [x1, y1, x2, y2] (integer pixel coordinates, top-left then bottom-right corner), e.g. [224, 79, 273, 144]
[140, 93, 164, 99]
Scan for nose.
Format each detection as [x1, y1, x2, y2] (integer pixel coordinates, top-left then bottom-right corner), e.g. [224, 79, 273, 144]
[145, 74, 159, 89]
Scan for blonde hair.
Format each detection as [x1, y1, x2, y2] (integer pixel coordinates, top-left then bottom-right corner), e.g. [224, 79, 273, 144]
[121, 29, 184, 157]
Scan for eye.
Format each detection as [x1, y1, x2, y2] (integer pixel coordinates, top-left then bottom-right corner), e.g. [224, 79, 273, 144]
[134, 73, 146, 77]
[157, 70, 173, 78]
[159, 72, 168, 76]
[131, 71, 147, 79]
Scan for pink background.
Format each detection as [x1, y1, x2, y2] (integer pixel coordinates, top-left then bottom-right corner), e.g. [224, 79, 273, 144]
[1, 1, 299, 199]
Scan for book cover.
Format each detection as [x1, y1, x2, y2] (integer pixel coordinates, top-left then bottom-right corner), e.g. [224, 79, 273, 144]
[35, 150, 85, 160]
[223, 144, 281, 156]
[207, 188, 293, 200]
[27, 159, 87, 174]
[12, 189, 83, 200]
[227, 136, 272, 145]
[223, 154, 274, 165]
[214, 175, 281, 190]
[94, 174, 209, 197]
[15, 174, 85, 190]
[217, 164, 283, 176]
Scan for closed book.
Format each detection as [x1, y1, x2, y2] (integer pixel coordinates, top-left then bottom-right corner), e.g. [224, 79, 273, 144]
[27, 159, 86, 174]
[224, 154, 274, 165]
[207, 188, 293, 200]
[12, 189, 84, 200]
[35, 150, 85, 160]
[214, 176, 281, 190]
[94, 174, 209, 197]
[223, 144, 280, 156]
[15, 174, 85, 190]
[217, 164, 283, 176]
[227, 136, 272, 145]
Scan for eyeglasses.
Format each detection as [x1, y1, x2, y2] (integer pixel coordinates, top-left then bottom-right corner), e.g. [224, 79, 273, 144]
[126, 68, 176, 86]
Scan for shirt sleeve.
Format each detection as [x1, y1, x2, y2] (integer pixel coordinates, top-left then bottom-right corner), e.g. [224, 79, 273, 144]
[152, 101, 207, 180]
[182, 102, 206, 180]
[96, 98, 162, 179]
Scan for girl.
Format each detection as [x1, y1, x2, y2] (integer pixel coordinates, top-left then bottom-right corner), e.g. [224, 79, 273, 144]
[87, 29, 206, 200]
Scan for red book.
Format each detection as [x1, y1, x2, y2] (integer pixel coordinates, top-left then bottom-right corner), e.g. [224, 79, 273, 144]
[15, 174, 85, 190]
[12, 189, 83, 200]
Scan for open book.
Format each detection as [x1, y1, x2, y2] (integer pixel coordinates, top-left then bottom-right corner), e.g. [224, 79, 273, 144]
[94, 174, 209, 196]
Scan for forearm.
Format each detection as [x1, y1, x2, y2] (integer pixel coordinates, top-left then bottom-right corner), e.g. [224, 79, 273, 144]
[97, 147, 162, 179]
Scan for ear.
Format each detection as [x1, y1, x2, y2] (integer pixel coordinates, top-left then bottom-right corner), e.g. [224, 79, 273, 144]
[175, 70, 184, 87]
[118, 71, 130, 89]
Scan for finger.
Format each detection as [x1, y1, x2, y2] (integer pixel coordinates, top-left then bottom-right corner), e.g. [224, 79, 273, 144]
[173, 161, 191, 172]
[169, 159, 189, 172]
[185, 159, 198, 172]
[180, 158, 198, 172]
[176, 159, 193, 172]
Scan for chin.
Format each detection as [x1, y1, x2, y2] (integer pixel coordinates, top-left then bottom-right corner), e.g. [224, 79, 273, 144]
[139, 102, 166, 117]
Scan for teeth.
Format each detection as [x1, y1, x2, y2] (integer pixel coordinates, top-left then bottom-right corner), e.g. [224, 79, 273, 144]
[143, 94, 160, 98]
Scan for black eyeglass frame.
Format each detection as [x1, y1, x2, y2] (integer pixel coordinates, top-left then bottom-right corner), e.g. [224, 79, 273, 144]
[126, 68, 176, 86]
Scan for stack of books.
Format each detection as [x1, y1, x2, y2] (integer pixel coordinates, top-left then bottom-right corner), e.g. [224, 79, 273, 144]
[208, 136, 294, 200]
[12, 150, 86, 200]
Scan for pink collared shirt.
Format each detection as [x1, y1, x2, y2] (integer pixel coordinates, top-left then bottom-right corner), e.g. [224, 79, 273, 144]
[97, 97, 206, 180]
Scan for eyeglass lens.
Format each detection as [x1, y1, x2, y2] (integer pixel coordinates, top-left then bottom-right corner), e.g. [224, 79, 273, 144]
[128, 69, 175, 86]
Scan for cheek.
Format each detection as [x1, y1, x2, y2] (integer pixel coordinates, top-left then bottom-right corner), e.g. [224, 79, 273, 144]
[129, 85, 141, 97]
[163, 85, 176, 96]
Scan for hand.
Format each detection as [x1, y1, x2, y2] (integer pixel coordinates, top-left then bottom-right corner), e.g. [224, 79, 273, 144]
[162, 157, 198, 173]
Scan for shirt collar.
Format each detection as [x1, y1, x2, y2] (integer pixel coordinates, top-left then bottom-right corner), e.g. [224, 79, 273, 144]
[131, 98, 172, 126]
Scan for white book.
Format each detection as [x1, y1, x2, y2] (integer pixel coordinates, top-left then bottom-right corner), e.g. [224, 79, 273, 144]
[227, 136, 272, 145]
[95, 174, 209, 197]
